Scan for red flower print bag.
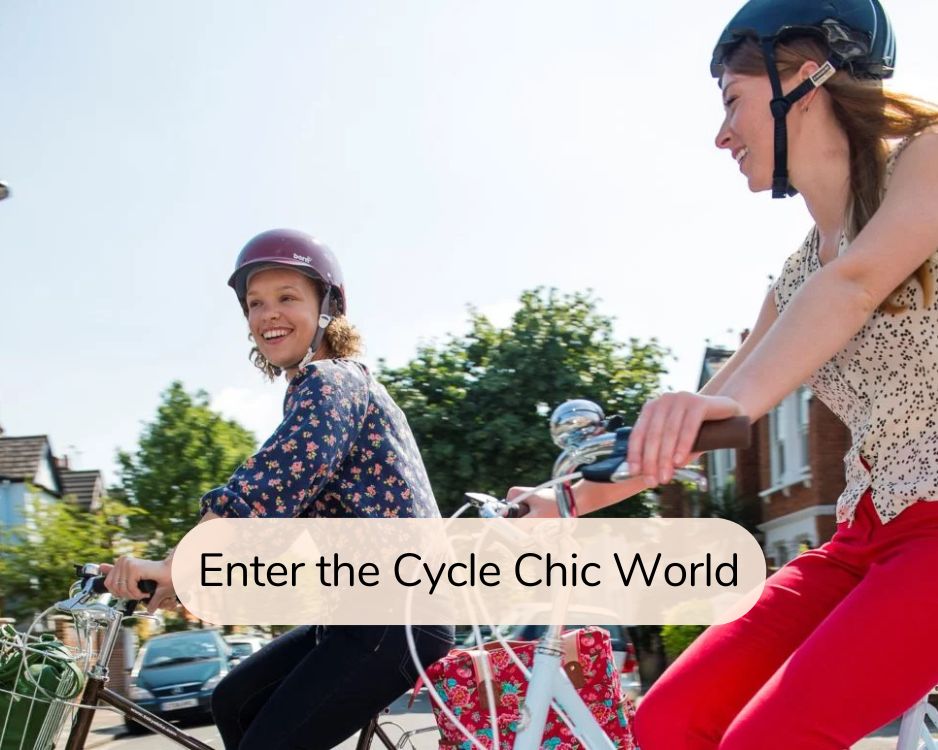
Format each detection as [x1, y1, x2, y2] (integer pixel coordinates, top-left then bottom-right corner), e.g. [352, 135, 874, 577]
[410, 626, 637, 749]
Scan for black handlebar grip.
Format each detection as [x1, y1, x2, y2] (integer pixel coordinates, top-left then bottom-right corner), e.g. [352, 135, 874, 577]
[505, 501, 531, 518]
[91, 576, 157, 602]
[691, 416, 752, 452]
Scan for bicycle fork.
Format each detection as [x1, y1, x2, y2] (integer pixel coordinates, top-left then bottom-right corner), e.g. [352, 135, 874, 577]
[62, 606, 213, 750]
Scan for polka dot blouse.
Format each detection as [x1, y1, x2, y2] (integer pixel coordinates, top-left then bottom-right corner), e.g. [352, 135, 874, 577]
[772, 136, 938, 527]
[200, 359, 440, 519]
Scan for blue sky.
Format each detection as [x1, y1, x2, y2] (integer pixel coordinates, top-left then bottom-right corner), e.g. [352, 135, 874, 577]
[2, 0, 936, 482]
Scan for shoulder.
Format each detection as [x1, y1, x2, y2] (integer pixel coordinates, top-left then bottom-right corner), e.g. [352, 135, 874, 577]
[292, 359, 370, 398]
[885, 127, 938, 186]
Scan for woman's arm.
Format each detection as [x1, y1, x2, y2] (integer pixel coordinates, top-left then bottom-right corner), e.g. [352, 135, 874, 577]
[102, 510, 223, 613]
[699, 289, 778, 397]
[628, 132, 938, 485]
[518, 288, 781, 517]
[721, 133, 938, 419]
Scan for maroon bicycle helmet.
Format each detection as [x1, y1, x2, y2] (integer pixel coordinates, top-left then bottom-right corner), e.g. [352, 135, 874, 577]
[230, 228, 347, 369]
[228, 228, 347, 315]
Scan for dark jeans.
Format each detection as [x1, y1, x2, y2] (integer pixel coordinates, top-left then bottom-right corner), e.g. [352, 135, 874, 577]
[211, 624, 454, 750]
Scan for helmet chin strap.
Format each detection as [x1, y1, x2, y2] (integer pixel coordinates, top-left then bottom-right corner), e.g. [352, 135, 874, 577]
[284, 289, 334, 374]
[762, 39, 838, 199]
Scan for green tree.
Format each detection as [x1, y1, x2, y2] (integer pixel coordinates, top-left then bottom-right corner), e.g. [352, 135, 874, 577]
[113, 382, 256, 556]
[0, 494, 134, 621]
[660, 624, 706, 663]
[378, 288, 670, 516]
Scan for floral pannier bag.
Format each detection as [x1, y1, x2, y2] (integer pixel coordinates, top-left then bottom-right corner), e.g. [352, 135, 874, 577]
[410, 626, 637, 750]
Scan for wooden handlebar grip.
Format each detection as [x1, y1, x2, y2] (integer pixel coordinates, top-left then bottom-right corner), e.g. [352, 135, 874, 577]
[691, 416, 752, 452]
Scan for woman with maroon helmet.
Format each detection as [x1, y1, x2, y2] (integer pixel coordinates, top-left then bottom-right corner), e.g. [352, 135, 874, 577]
[102, 228, 454, 750]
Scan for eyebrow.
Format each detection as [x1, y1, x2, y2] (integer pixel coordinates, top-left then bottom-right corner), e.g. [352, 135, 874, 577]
[246, 284, 303, 297]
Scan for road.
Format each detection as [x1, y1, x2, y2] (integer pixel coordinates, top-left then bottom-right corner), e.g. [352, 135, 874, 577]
[79, 691, 932, 750]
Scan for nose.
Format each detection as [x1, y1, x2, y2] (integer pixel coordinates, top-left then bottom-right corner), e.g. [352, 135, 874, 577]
[714, 116, 734, 151]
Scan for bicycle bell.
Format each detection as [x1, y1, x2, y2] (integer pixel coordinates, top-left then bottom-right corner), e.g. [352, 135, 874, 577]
[549, 399, 606, 450]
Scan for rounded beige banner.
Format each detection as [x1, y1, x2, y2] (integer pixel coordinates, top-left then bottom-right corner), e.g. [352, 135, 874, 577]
[172, 517, 766, 626]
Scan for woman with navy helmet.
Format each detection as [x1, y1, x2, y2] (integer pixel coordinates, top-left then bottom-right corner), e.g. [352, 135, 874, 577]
[103, 229, 455, 750]
[625, 1, 938, 747]
[512, 0, 938, 746]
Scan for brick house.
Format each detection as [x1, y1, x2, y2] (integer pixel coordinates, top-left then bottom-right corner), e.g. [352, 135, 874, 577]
[659, 339, 852, 568]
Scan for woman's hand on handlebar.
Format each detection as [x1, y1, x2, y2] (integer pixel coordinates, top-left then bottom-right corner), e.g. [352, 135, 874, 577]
[506, 486, 562, 518]
[101, 556, 176, 615]
[507, 475, 658, 517]
[628, 392, 743, 485]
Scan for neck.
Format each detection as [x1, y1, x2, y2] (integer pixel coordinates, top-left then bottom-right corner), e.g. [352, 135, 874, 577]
[284, 344, 330, 381]
[792, 128, 852, 240]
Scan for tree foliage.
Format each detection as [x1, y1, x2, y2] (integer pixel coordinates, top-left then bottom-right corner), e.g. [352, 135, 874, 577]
[379, 288, 671, 516]
[0, 495, 134, 621]
[112, 382, 256, 555]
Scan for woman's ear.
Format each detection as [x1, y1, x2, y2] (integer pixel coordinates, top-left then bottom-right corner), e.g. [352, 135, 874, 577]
[796, 60, 822, 111]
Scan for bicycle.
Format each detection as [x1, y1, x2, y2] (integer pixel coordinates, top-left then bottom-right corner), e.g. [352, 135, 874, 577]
[3, 399, 934, 750]
[0, 569, 439, 750]
[398, 398, 938, 750]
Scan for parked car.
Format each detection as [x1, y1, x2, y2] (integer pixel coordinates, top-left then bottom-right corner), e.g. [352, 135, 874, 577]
[125, 629, 234, 733]
[223, 634, 269, 664]
[506, 624, 642, 699]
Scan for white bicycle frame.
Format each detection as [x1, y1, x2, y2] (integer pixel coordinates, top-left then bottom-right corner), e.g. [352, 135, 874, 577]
[898, 694, 938, 750]
[404, 399, 938, 750]
[511, 592, 617, 750]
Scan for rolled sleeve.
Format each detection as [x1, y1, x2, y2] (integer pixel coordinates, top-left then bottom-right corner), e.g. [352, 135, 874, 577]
[199, 361, 369, 519]
[199, 486, 253, 518]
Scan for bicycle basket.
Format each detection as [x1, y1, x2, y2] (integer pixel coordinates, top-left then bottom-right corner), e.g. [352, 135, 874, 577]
[0, 624, 87, 750]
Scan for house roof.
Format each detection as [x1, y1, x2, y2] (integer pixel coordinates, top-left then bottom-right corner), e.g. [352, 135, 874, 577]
[60, 470, 104, 512]
[697, 346, 736, 391]
[0, 435, 55, 483]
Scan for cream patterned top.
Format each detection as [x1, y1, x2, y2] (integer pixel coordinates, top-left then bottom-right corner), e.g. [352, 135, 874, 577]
[772, 136, 938, 526]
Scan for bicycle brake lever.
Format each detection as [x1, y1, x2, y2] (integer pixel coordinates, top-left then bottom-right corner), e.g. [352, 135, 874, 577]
[465, 492, 529, 519]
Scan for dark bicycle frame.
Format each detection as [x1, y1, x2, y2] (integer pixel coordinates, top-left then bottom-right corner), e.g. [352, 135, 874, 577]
[56, 570, 400, 750]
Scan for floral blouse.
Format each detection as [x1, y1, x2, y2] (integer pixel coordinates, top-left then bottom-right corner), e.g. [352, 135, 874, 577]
[200, 359, 440, 519]
[772, 135, 938, 526]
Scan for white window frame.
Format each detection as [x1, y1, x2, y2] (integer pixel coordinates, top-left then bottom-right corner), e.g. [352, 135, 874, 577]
[708, 448, 737, 499]
[762, 387, 812, 497]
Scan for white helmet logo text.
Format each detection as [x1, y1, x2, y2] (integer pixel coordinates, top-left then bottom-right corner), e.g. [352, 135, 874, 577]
[293, 253, 312, 264]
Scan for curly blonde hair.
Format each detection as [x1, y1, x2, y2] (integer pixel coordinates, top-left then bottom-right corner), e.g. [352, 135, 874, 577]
[249, 314, 364, 381]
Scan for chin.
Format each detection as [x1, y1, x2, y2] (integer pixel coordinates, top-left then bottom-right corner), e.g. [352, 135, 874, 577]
[748, 176, 772, 193]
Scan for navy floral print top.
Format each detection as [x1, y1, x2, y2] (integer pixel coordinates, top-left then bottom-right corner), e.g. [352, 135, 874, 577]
[200, 359, 440, 519]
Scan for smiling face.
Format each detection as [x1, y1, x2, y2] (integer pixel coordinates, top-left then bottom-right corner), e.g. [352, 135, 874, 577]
[246, 267, 322, 372]
[714, 71, 779, 192]
[714, 38, 832, 195]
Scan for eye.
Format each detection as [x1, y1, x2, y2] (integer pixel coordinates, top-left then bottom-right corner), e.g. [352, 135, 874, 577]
[281, 295, 296, 303]
[723, 96, 738, 109]
[248, 300, 261, 309]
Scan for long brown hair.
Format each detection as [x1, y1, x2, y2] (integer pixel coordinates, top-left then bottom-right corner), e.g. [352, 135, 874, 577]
[725, 37, 938, 313]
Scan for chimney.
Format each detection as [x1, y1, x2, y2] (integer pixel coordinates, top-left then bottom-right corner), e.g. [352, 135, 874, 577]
[55, 455, 70, 470]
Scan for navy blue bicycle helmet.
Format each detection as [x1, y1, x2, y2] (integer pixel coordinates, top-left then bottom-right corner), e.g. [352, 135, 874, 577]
[711, 0, 896, 198]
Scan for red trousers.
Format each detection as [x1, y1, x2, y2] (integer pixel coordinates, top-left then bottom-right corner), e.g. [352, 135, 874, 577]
[632, 489, 938, 749]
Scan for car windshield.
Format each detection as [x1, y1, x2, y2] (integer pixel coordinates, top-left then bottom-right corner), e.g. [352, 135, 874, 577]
[227, 642, 254, 659]
[142, 634, 221, 667]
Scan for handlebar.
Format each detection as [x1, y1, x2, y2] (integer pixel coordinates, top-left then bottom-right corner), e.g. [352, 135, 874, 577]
[57, 564, 159, 618]
[468, 406, 751, 520]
